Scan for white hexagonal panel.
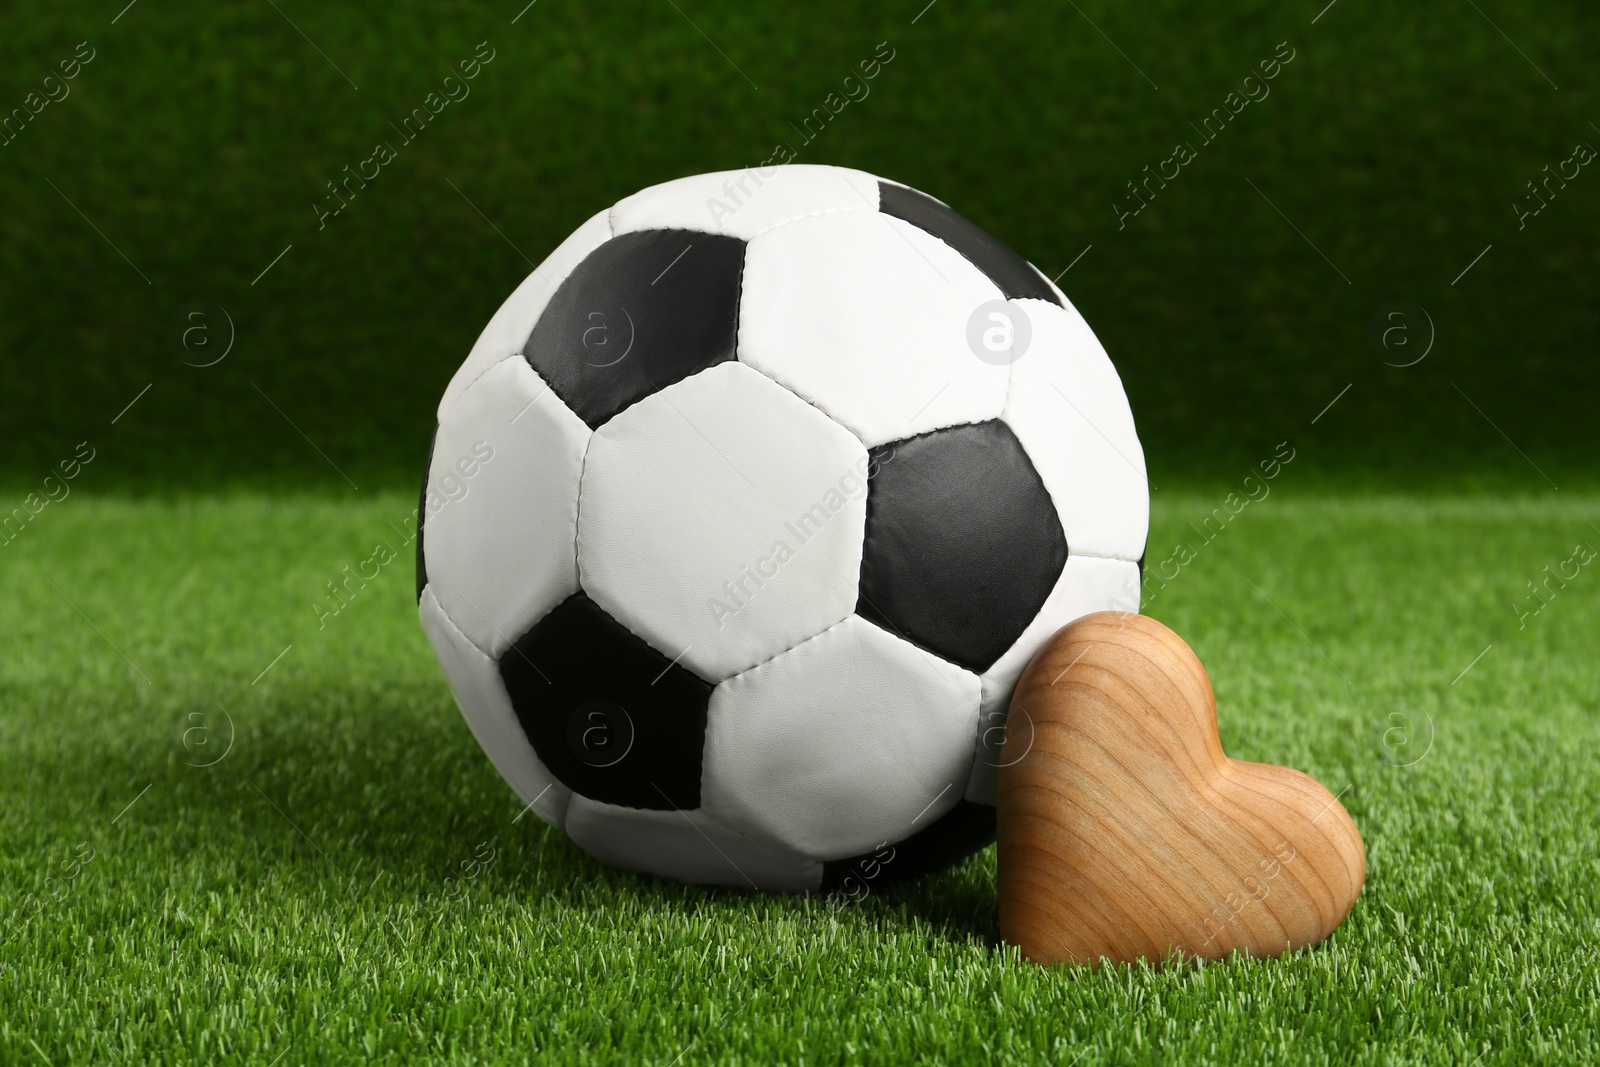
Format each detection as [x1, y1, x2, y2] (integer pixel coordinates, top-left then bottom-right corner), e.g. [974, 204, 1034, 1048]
[424, 357, 589, 656]
[703, 615, 982, 861]
[964, 554, 1142, 805]
[439, 208, 613, 421]
[419, 587, 572, 828]
[609, 164, 880, 240]
[564, 796, 821, 892]
[578, 361, 867, 682]
[1001, 297, 1149, 562]
[738, 210, 1011, 447]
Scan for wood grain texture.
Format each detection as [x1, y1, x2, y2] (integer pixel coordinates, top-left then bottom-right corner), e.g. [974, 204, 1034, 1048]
[996, 611, 1365, 966]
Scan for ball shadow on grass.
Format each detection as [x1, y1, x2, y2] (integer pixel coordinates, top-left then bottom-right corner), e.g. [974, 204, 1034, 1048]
[117, 678, 1008, 950]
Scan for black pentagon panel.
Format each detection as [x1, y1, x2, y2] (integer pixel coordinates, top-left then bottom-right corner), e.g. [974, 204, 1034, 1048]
[523, 229, 745, 428]
[499, 592, 711, 810]
[877, 182, 1060, 306]
[857, 420, 1067, 673]
[415, 429, 436, 603]
[821, 801, 996, 892]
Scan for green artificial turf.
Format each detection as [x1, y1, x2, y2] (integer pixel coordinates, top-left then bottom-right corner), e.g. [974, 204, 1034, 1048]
[5, 1, 1596, 1061]
[3, 489, 1595, 1065]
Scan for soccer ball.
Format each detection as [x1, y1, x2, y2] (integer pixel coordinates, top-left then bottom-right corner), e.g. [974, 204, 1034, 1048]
[417, 165, 1147, 892]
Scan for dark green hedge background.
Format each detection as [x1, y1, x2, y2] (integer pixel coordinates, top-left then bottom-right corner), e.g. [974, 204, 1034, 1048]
[2, 0, 1594, 492]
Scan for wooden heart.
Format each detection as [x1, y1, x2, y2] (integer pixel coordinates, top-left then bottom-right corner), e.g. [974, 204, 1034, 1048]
[996, 611, 1365, 966]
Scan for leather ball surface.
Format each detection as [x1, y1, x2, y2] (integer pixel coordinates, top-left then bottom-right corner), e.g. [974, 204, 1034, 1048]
[416, 165, 1148, 891]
